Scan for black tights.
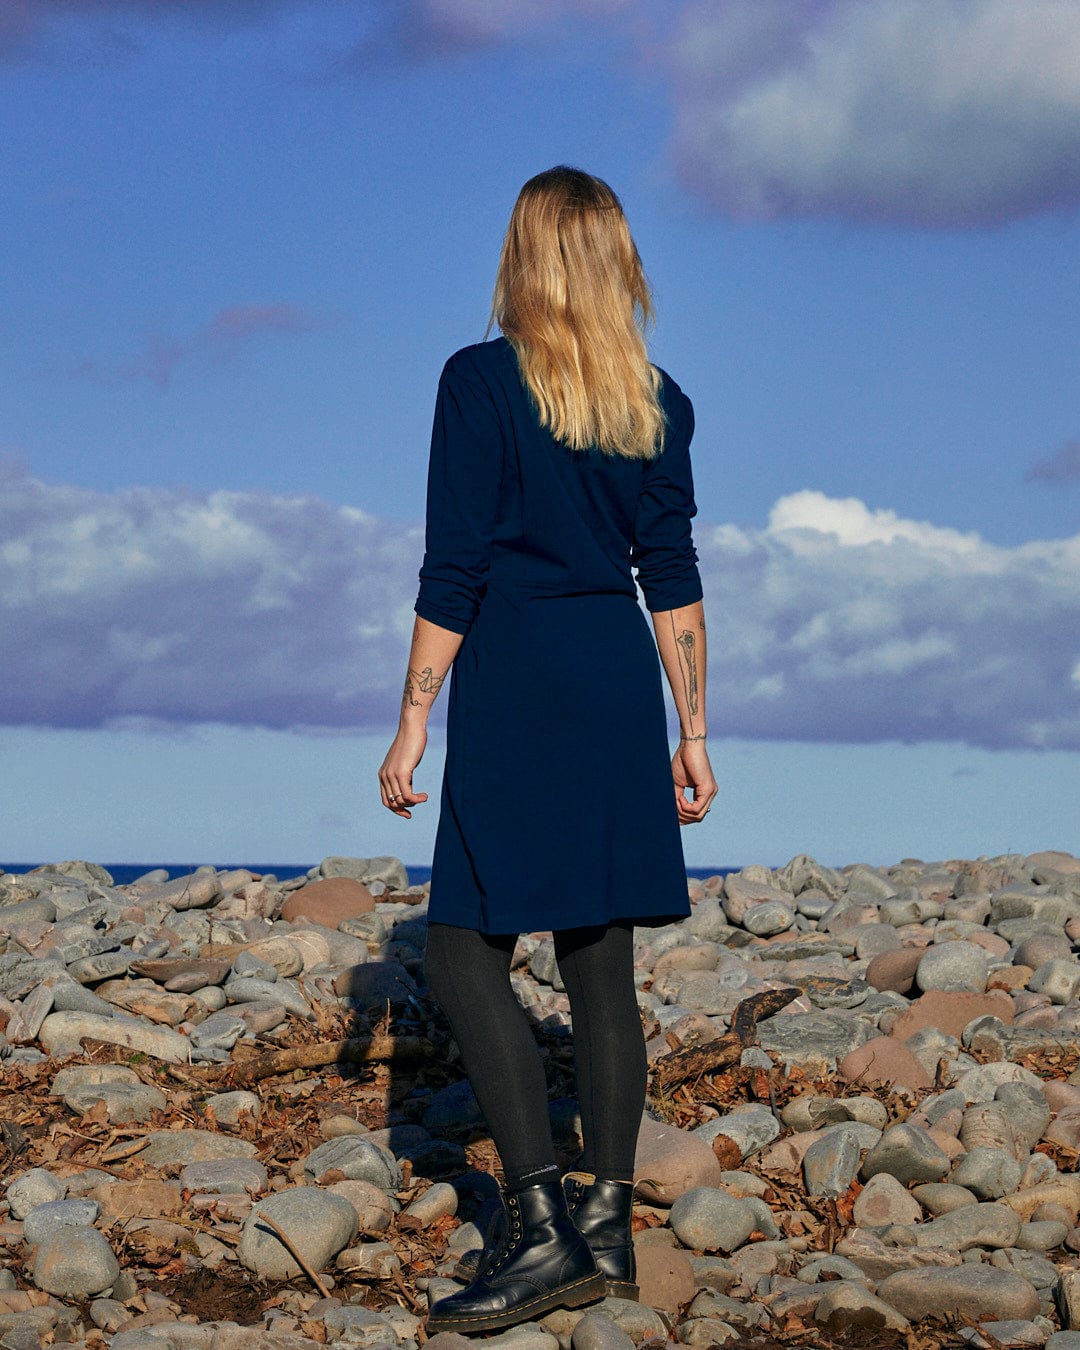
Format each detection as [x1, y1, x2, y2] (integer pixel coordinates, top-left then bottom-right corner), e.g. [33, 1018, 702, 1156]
[424, 921, 646, 1189]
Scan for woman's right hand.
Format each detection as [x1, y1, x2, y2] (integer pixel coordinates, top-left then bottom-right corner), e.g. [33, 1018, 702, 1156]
[672, 740, 717, 825]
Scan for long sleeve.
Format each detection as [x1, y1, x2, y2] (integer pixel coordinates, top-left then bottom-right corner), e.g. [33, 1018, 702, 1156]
[414, 360, 506, 636]
[631, 384, 704, 612]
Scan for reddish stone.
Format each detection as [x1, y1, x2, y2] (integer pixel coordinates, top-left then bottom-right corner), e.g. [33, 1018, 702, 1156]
[633, 1243, 697, 1312]
[865, 948, 922, 994]
[280, 878, 375, 928]
[839, 1036, 932, 1091]
[888, 990, 1015, 1043]
[633, 1116, 722, 1205]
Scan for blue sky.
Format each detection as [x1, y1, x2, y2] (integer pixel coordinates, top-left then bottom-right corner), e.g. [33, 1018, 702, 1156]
[2, 0, 1078, 871]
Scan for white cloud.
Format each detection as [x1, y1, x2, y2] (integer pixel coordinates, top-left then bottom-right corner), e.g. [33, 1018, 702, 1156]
[671, 0, 1080, 225]
[3, 465, 1079, 750]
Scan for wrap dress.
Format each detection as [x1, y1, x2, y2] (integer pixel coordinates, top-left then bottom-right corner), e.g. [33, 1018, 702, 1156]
[414, 336, 704, 934]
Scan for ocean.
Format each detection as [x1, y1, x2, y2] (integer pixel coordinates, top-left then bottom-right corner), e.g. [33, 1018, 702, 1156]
[2, 863, 738, 888]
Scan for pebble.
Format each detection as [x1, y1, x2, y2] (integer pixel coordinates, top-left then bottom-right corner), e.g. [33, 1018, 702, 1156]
[877, 1266, 1040, 1322]
[303, 1136, 402, 1190]
[861, 1121, 952, 1185]
[22, 1197, 100, 1245]
[31, 1226, 119, 1298]
[669, 1187, 760, 1252]
[6, 1168, 65, 1219]
[239, 1187, 358, 1280]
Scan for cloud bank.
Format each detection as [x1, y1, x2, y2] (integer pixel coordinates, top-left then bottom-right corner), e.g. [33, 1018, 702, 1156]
[4, 468, 1078, 750]
[670, 0, 1080, 225]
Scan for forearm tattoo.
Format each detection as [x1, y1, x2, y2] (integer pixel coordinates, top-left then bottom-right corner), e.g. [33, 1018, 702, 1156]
[674, 628, 699, 716]
[402, 665, 446, 708]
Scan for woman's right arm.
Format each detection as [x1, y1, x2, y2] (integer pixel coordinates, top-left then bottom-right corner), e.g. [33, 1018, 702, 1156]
[632, 382, 717, 824]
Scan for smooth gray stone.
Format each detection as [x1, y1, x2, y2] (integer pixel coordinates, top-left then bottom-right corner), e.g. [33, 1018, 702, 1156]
[693, 1105, 779, 1158]
[688, 1289, 768, 1328]
[6, 1169, 66, 1220]
[916, 941, 990, 993]
[4, 982, 55, 1043]
[304, 1136, 401, 1190]
[685, 1254, 739, 1292]
[46, 977, 115, 1015]
[231, 950, 279, 982]
[803, 1126, 862, 1198]
[23, 1198, 101, 1246]
[0, 897, 56, 926]
[570, 1309, 635, 1350]
[187, 1010, 246, 1051]
[62, 1079, 167, 1123]
[138, 1130, 257, 1167]
[229, 999, 288, 1034]
[403, 1182, 458, 1226]
[31, 1227, 118, 1299]
[138, 872, 222, 911]
[860, 1122, 950, 1185]
[1029, 959, 1080, 1005]
[204, 1090, 261, 1126]
[877, 1265, 1039, 1322]
[742, 900, 795, 936]
[0, 955, 65, 996]
[798, 1255, 872, 1286]
[814, 1283, 912, 1332]
[952, 1147, 1023, 1199]
[669, 1187, 759, 1253]
[996, 1082, 1052, 1151]
[1048, 1333, 1080, 1350]
[319, 854, 408, 891]
[911, 1182, 979, 1216]
[222, 976, 312, 1018]
[1017, 1221, 1070, 1250]
[529, 937, 563, 989]
[180, 1159, 268, 1194]
[239, 1187, 358, 1280]
[340, 912, 388, 945]
[912, 1201, 1022, 1251]
[755, 1010, 873, 1067]
[37, 1010, 189, 1062]
[990, 1250, 1059, 1290]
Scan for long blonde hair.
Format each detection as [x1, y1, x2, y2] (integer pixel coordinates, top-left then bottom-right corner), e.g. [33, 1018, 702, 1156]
[491, 166, 664, 460]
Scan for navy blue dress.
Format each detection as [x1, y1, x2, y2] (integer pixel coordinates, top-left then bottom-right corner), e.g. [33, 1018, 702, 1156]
[414, 336, 703, 934]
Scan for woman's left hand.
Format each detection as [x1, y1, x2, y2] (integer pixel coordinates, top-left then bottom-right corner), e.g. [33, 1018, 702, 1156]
[379, 722, 430, 818]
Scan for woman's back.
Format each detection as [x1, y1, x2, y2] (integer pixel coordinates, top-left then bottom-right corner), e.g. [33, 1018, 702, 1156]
[415, 335, 703, 636]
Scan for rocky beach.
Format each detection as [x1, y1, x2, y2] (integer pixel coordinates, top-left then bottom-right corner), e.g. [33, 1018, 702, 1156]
[1, 851, 1080, 1349]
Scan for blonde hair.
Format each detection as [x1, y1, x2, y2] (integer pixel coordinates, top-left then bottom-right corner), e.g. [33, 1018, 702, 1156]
[491, 166, 664, 460]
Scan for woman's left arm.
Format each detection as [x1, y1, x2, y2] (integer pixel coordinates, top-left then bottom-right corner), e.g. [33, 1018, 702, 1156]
[378, 614, 462, 817]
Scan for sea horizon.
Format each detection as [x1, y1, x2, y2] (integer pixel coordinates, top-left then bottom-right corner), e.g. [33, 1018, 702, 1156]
[2, 862, 742, 888]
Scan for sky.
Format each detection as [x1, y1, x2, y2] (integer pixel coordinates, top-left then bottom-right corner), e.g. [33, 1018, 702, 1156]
[2, 0, 1078, 873]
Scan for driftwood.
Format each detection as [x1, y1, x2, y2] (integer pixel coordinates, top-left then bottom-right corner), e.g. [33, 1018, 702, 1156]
[650, 986, 799, 1092]
[225, 1034, 433, 1087]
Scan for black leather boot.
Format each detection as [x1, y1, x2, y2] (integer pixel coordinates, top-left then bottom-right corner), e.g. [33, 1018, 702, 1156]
[426, 1179, 606, 1335]
[563, 1170, 639, 1300]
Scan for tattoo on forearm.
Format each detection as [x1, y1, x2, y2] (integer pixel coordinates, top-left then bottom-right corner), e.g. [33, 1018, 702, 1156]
[674, 627, 699, 717]
[402, 665, 445, 707]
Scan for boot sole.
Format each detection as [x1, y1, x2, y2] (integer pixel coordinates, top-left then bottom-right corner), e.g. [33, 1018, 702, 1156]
[426, 1269, 607, 1335]
[604, 1279, 639, 1300]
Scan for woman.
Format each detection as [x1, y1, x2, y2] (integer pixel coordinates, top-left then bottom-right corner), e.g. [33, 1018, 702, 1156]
[379, 166, 717, 1335]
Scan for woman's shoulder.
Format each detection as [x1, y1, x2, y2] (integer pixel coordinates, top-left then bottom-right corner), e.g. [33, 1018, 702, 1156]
[441, 335, 516, 386]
